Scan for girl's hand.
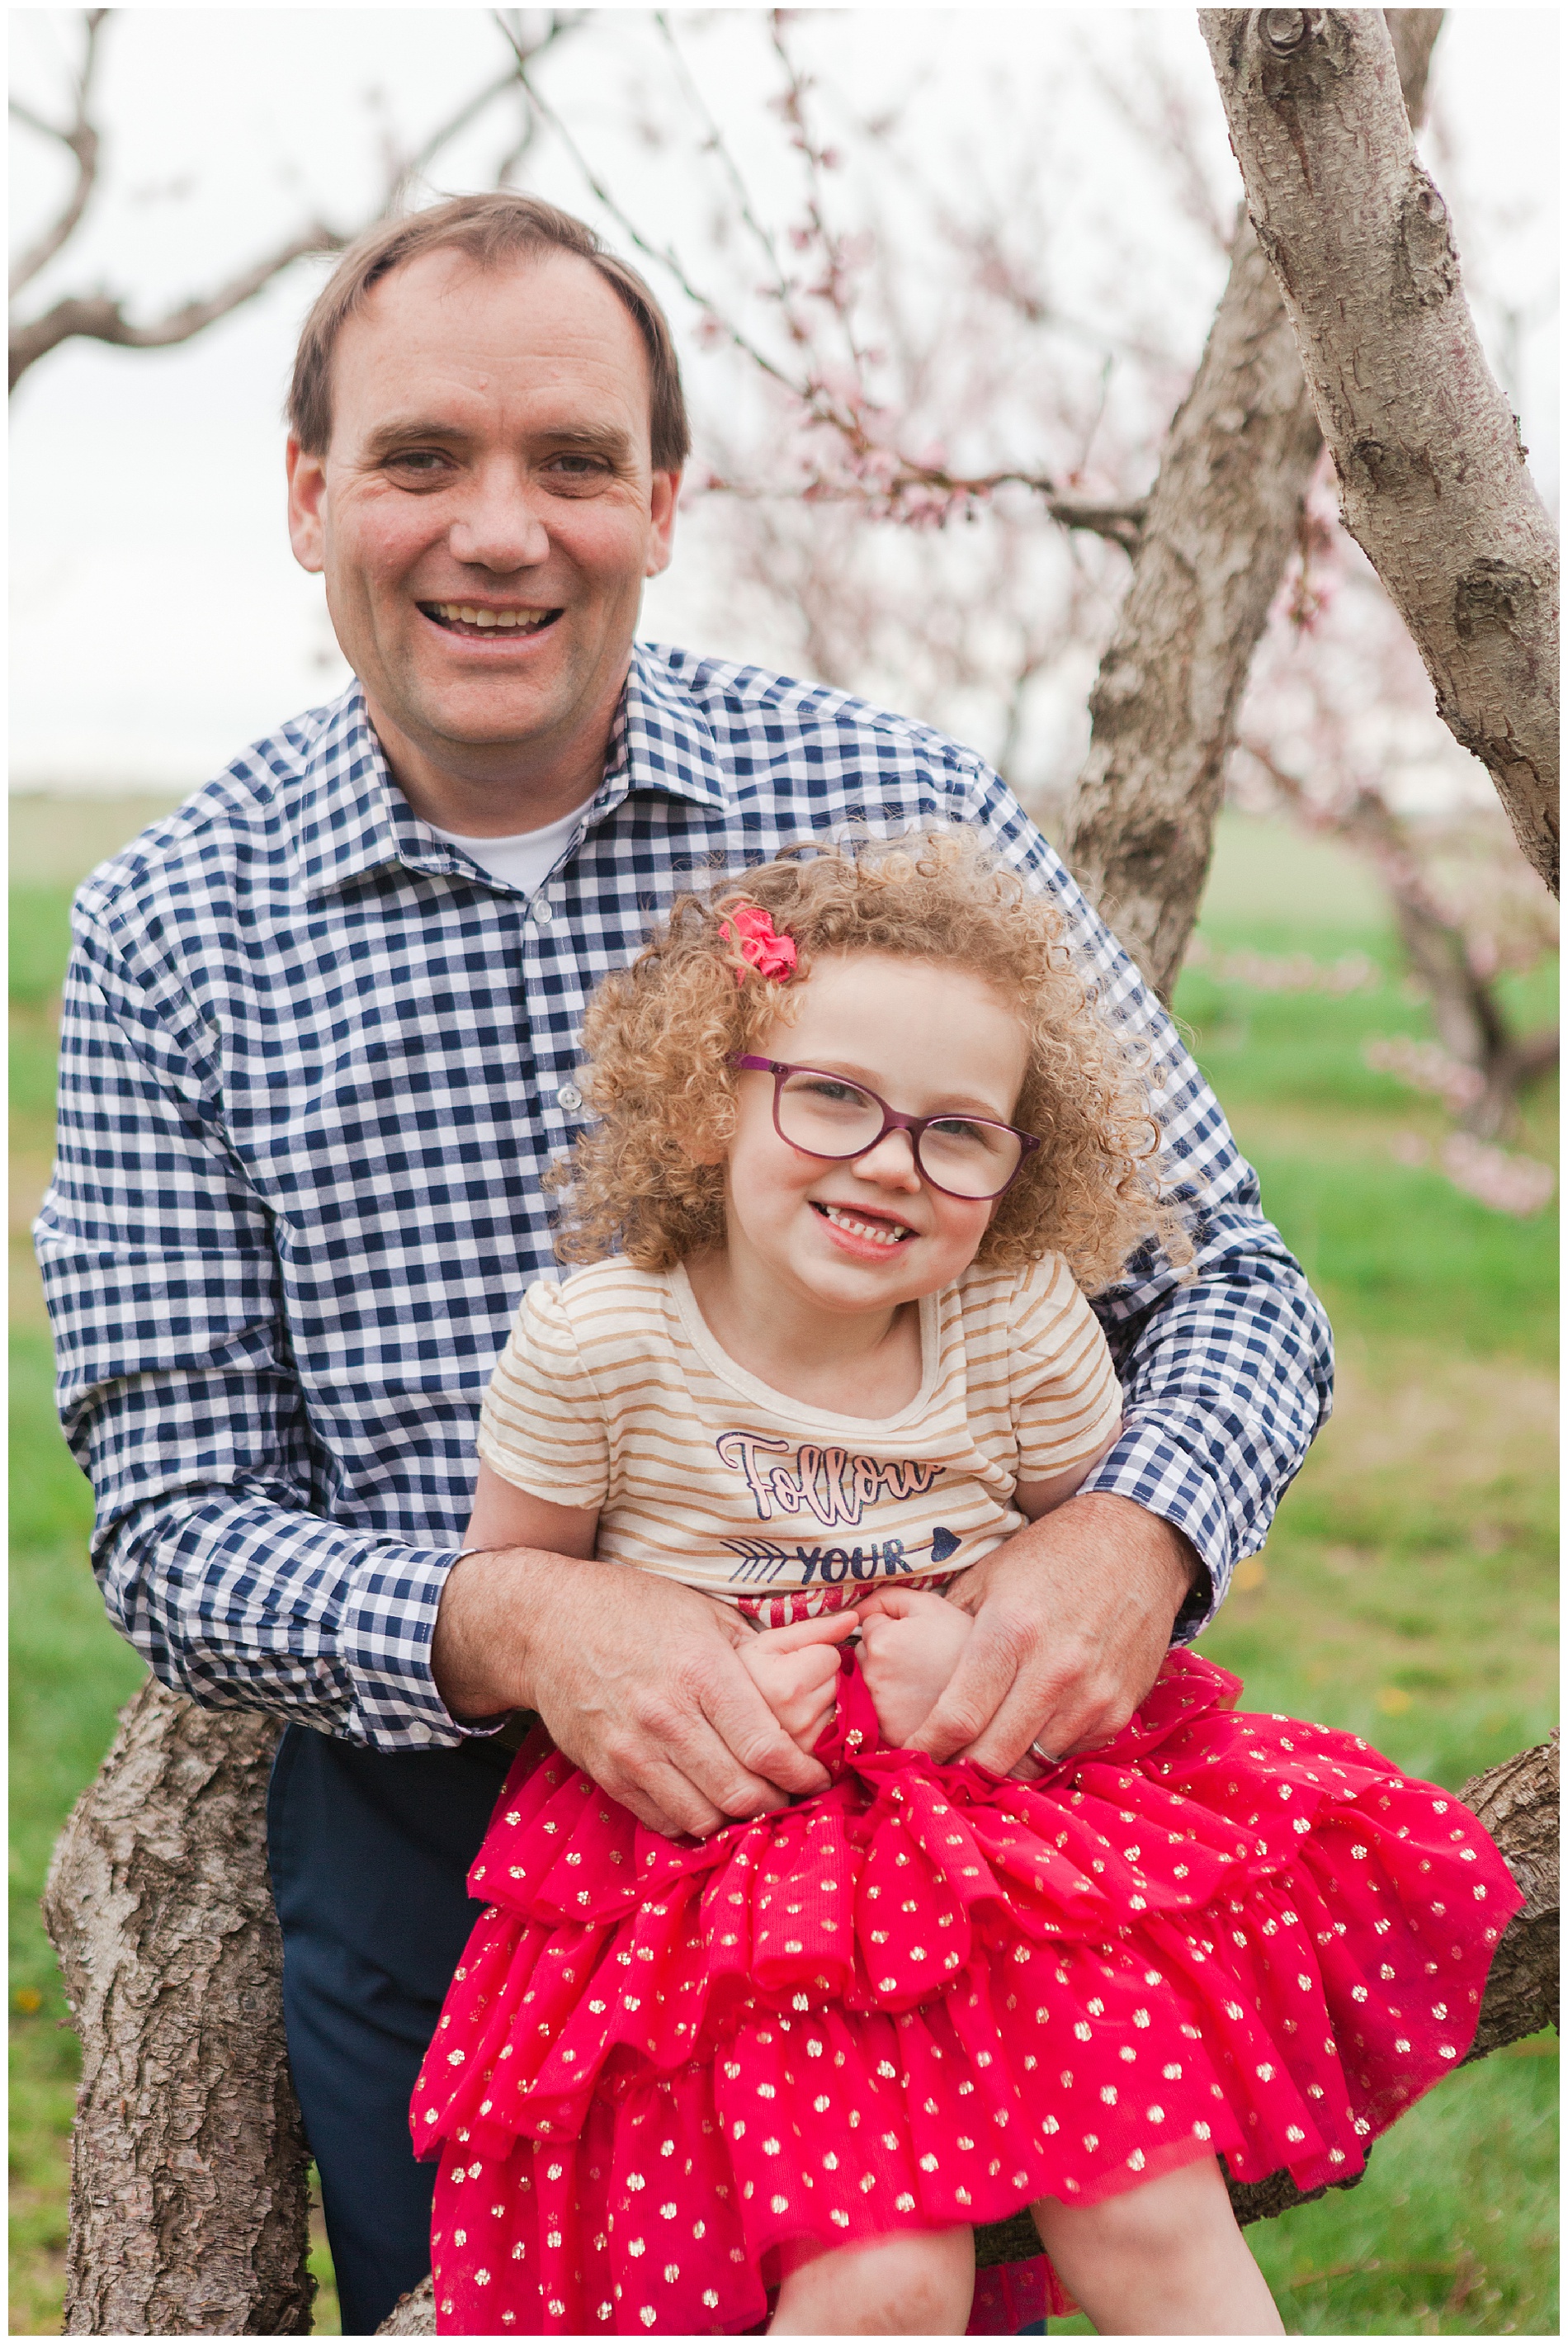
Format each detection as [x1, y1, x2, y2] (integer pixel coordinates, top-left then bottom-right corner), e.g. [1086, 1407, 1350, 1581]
[855, 1588, 974, 1747]
[739, 1611, 859, 1756]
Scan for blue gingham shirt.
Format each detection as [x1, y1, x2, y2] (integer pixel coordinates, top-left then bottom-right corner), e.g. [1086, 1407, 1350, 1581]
[37, 646, 1333, 1751]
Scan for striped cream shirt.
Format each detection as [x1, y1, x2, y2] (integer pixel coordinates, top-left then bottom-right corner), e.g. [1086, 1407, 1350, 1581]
[479, 1255, 1122, 1625]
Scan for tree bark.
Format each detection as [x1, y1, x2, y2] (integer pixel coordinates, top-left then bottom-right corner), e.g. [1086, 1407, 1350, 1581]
[41, 1678, 313, 2336]
[1202, 7, 1559, 898]
[1065, 0, 1560, 1001]
[374, 1732, 1558, 2330]
[1060, 10, 1443, 997]
[1058, 210, 1325, 1000]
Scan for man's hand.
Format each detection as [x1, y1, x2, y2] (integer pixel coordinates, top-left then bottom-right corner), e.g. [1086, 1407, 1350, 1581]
[432, 1547, 833, 1837]
[908, 1494, 1200, 1774]
[738, 1611, 859, 1755]
[855, 1587, 974, 1747]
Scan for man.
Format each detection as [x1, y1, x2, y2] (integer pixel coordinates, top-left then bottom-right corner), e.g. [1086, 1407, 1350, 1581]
[39, 193, 1332, 2332]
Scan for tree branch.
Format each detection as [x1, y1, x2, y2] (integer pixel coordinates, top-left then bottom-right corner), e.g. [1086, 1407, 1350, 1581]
[1202, 8, 1559, 896]
[1060, 9, 1446, 999]
[495, 10, 839, 421]
[702, 468, 1146, 550]
[8, 8, 108, 300]
[508, 13, 1144, 551]
[1238, 737, 1556, 1138]
[9, 17, 578, 395]
[10, 230, 344, 390]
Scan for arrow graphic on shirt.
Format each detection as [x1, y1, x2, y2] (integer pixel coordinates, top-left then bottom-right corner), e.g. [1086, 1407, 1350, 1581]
[721, 1531, 960, 1586]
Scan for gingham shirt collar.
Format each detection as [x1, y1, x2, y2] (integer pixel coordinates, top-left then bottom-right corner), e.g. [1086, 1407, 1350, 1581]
[295, 646, 731, 902]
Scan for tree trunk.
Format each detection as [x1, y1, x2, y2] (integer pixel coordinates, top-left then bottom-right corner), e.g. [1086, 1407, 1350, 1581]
[1060, 11, 1443, 998]
[41, 1678, 314, 2336]
[1202, 7, 1560, 899]
[373, 1730, 1557, 2332]
[1058, 210, 1325, 1000]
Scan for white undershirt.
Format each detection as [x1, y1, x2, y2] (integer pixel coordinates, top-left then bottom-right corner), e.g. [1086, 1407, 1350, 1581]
[426, 802, 586, 896]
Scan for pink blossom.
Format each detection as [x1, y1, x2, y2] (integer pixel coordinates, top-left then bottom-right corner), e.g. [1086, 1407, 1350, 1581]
[1439, 1135, 1556, 1218]
[1363, 1037, 1485, 1116]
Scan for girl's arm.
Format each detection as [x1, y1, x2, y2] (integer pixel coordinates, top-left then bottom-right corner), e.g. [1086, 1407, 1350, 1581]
[465, 1458, 600, 1559]
[1013, 1426, 1124, 1522]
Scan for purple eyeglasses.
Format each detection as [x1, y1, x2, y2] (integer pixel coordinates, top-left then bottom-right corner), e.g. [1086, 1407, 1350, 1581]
[731, 1056, 1039, 1202]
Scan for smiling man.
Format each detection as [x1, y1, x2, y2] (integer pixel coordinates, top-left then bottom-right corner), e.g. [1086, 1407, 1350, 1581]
[38, 194, 1332, 2330]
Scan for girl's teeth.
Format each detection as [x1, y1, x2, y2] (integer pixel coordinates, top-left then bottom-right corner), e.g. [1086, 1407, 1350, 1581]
[822, 1204, 906, 1246]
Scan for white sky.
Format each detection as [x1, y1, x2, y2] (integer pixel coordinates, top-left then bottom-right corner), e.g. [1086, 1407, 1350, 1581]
[8, 5, 1559, 792]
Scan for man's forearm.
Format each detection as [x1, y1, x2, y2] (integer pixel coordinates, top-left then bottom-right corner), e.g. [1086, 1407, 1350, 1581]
[433, 1543, 831, 1838]
[432, 1543, 579, 1722]
[956, 1491, 1198, 1625]
[102, 1491, 475, 1751]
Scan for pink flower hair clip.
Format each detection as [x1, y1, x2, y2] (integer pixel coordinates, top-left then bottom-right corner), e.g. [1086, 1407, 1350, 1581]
[720, 902, 798, 985]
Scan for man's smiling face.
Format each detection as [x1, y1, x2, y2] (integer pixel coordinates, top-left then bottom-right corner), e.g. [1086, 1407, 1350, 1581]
[286, 244, 679, 825]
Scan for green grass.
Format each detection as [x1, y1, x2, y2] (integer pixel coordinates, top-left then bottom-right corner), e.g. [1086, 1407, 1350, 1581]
[8, 810, 1556, 2334]
[8, 886, 77, 1009]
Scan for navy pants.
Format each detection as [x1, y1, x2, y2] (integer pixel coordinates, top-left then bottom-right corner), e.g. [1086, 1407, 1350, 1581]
[267, 1726, 514, 2337]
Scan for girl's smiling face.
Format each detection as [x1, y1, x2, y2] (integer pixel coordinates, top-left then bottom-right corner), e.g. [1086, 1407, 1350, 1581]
[720, 952, 1031, 1319]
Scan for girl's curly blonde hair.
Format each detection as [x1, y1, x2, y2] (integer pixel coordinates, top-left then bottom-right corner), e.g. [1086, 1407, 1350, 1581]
[550, 829, 1193, 1293]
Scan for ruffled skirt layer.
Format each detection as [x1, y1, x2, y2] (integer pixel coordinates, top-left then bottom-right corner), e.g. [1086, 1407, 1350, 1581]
[413, 1651, 1518, 2335]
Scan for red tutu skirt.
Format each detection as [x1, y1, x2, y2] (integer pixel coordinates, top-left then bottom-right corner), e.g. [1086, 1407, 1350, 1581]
[413, 1650, 1518, 2336]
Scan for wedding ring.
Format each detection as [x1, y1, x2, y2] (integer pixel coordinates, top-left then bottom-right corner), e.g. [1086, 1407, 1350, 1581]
[1028, 1737, 1061, 1767]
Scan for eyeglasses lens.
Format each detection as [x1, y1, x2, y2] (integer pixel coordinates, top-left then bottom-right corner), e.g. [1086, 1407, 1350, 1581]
[919, 1118, 1023, 1198]
[775, 1072, 1022, 1199]
[777, 1071, 884, 1151]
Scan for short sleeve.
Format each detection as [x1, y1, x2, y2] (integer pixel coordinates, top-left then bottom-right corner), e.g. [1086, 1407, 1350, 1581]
[1009, 1258, 1125, 1481]
[477, 1279, 612, 1509]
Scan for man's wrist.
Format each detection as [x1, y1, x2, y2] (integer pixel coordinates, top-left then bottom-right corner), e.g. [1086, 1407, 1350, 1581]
[432, 1544, 547, 1723]
[1031, 1490, 1201, 1619]
[1077, 1491, 1201, 1604]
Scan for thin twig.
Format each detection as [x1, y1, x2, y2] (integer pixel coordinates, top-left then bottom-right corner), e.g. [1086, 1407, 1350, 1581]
[391, 62, 529, 200]
[767, 11, 873, 377]
[652, 14, 797, 317]
[703, 470, 1145, 548]
[10, 17, 565, 393]
[9, 8, 109, 298]
[493, 7, 830, 416]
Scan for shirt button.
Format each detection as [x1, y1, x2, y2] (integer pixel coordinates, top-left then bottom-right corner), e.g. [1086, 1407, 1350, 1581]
[557, 1083, 583, 1113]
[530, 896, 554, 924]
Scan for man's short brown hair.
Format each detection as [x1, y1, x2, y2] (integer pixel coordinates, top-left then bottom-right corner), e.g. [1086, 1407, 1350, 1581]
[286, 192, 691, 472]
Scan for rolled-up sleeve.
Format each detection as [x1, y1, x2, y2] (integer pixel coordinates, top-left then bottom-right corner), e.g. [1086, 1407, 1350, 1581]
[35, 912, 475, 1751]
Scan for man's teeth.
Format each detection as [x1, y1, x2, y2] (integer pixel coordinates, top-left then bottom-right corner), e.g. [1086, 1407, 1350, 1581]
[819, 1203, 909, 1247]
[429, 604, 553, 631]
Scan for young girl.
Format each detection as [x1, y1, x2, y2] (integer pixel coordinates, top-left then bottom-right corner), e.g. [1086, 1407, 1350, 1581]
[413, 833, 1519, 2337]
